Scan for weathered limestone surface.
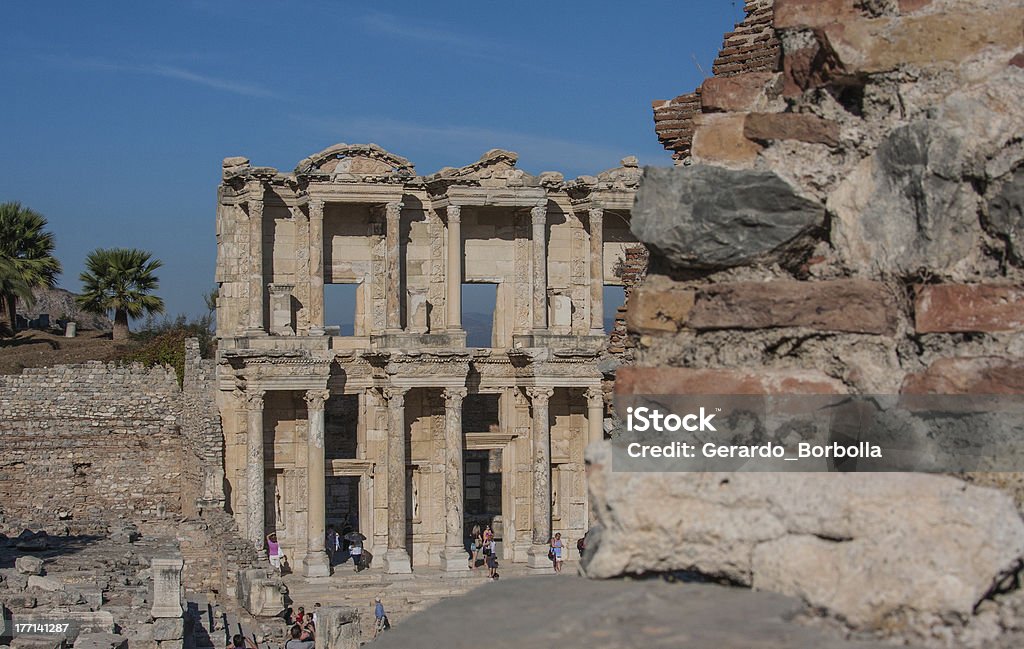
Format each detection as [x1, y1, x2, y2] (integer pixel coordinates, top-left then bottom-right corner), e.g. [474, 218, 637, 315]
[583, 443, 1024, 630]
[313, 606, 361, 649]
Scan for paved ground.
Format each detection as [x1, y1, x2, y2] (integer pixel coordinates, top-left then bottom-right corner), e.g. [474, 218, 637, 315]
[368, 575, 910, 649]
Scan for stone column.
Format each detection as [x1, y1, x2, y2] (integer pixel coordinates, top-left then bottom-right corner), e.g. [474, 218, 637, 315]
[446, 205, 462, 330]
[439, 387, 469, 571]
[246, 390, 267, 559]
[588, 208, 604, 334]
[309, 199, 326, 336]
[526, 386, 553, 568]
[531, 205, 548, 332]
[383, 387, 412, 573]
[385, 201, 404, 332]
[303, 389, 331, 577]
[586, 386, 604, 446]
[246, 188, 266, 336]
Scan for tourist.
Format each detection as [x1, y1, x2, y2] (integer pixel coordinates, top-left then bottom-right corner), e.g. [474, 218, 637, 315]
[312, 603, 321, 631]
[373, 597, 390, 638]
[349, 536, 364, 572]
[577, 532, 587, 559]
[266, 532, 283, 574]
[326, 525, 339, 566]
[549, 532, 564, 573]
[226, 634, 256, 649]
[483, 524, 494, 548]
[284, 624, 314, 649]
[486, 538, 498, 580]
[469, 524, 482, 570]
[292, 606, 306, 627]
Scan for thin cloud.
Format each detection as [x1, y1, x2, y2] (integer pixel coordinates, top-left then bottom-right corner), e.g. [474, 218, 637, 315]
[42, 55, 277, 98]
[360, 11, 487, 51]
[290, 114, 636, 177]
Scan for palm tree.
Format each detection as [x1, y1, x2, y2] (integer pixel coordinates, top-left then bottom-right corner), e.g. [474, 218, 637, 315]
[76, 248, 165, 341]
[0, 202, 62, 335]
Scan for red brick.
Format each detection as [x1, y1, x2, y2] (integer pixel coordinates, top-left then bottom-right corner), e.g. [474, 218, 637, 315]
[701, 73, 779, 112]
[901, 357, 1024, 395]
[914, 284, 1024, 333]
[744, 112, 841, 147]
[616, 366, 847, 396]
[687, 280, 898, 335]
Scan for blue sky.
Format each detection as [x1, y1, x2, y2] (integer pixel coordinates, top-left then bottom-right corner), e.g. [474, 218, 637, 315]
[0, 1, 744, 320]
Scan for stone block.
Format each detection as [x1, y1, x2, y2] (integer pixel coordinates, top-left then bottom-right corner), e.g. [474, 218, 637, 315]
[15, 556, 44, 575]
[743, 113, 840, 147]
[72, 633, 127, 649]
[624, 280, 696, 334]
[615, 366, 847, 396]
[152, 618, 184, 642]
[774, 0, 858, 29]
[632, 166, 825, 271]
[687, 280, 897, 334]
[987, 166, 1024, 264]
[583, 441, 1024, 630]
[27, 575, 61, 592]
[914, 284, 1024, 333]
[700, 73, 779, 113]
[235, 568, 286, 617]
[150, 558, 183, 619]
[902, 357, 1024, 395]
[314, 606, 361, 649]
[691, 113, 762, 166]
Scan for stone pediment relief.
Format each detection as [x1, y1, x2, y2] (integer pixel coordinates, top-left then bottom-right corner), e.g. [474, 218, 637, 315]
[566, 156, 642, 196]
[294, 143, 415, 183]
[426, 149, 540, 189]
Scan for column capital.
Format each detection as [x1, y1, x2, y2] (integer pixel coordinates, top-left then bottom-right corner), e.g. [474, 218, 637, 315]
[245, 389, 265, 410]
[383, 386, 408, 403]
[309, 198, 325, 216]
[530, 204, 547, 225]
[447, 204, 461, 223]
[526, 386, 554, 403]
[443, 386, 468, 406]
[385, 201, 404, 219]
[303, 389, 331, 411]
[585, 386, 604, 405]
[588, 207, 604, 223]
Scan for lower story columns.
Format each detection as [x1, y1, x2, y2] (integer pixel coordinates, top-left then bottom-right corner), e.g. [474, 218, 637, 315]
[440, 387, 469, 571]
[383, 387, 412, 574]
[526, 386, 554, 569]
[302, 389, 331, 577]
[245, 390, 267, 560]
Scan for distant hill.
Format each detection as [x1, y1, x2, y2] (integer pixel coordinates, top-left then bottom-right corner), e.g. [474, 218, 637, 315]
[16, 287, 111, 331]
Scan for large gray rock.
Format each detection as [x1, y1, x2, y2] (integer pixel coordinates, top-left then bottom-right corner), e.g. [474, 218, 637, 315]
[631, 165, 825, 270]
[72, 633, 127, 649]
[314, 606, 361, 649]
[988, 165, 1024, 264]
[582, 442, 1024, 631]
[830, 120, 981, 275]
[15, 556, 43, 575]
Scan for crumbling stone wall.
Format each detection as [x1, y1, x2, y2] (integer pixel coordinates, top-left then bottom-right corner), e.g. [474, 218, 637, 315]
[609, 0, 1024, 645]
[0, 362, 184, 527]
[180, 339, 226, 517]
[653, 0, 781, 162]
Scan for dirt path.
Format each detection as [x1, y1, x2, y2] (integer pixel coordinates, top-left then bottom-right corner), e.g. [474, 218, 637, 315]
[0, 330, 136, 375]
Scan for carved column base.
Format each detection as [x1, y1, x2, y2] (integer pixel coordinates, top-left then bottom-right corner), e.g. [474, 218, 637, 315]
[526, 544, 554, 571]
[439, 546, 470, 572]
[243, 328, 267, 337]
[302, 550, 331, 578]
[511, 541, 534, 564]
[382, 548, 412, 574]
[308, 326, 326, 336]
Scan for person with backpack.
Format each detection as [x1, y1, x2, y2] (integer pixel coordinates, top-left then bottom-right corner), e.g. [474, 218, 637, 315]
[373, 598, 390, 638]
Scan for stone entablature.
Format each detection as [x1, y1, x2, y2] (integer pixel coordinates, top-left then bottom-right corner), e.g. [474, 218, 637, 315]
[215, 144, 636, 575]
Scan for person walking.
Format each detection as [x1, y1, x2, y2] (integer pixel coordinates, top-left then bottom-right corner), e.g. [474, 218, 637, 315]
[325, 525, 340, 567]
[549, 533, 564, 573]
[468, 524, 483, 570]
[373, 598, 390, 638]
[266, 532, 283, 574]
[349, 537, 364, 572]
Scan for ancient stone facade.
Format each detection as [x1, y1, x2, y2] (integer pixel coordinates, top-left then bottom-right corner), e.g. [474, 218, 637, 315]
[214, 145, 640, 573]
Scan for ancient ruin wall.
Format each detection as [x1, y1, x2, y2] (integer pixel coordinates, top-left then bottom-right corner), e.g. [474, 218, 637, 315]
[652, 0, 781, 162]
[0, 362, 184, 527]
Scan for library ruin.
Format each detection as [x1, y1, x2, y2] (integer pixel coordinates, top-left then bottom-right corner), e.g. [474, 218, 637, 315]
[213, 144, 642, 576]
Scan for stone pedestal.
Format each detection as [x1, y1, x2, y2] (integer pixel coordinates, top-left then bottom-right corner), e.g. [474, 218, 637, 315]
[64, 322, 77, 338]
[526, 545, 553, 571]
[314, 606, 361, 649]
[382, 548, 412, 574]
[150, 558, 183, 619]
[439, 547, 470, 572]
[236, 568, 286, 617]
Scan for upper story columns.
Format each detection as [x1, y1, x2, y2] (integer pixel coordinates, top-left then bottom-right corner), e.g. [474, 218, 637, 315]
[245, 181, 266, 336]
[384, 200, 404, 332]
[446, 205, 462, 331]
[531, 204, 548, 332]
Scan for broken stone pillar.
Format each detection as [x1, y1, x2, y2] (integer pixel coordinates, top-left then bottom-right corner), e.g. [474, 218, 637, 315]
[385, 201, 404, 332]
[531, 205, 548, 331]
[526, 387, 553, 569]
[268, 284, 295, 335]
[308, 199, 326, 336]
[245, 390, 267, 559]
[446, 205, 462, 330]
[440, 387, 470, 571]
[408, 287, 429, 334]
[313, 606, 361, 649]
[151, 558, 184, 620]
[64, 321, 77, 338]
[235, 568, 286, 617]
[246, 184, 266, 336]
[383, 387, 412, 574]
[303, 389, 331, 578]
[589, 207, 604, 334]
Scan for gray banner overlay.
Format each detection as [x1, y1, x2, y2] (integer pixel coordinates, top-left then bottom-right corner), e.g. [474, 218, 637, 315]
[611, 394, 1024, 472]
